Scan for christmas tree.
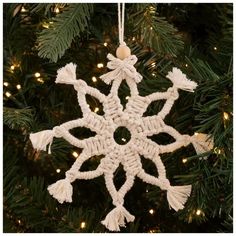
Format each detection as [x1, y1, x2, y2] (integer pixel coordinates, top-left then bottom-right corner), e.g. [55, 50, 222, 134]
[3, 3, 233, 233]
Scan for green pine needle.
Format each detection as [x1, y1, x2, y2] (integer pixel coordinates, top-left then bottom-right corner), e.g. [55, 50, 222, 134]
[37, 4, 93, 62]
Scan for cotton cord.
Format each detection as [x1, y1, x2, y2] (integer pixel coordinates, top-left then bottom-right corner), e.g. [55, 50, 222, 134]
[118, 3, 125, 45]
[30, 54, 214, 231]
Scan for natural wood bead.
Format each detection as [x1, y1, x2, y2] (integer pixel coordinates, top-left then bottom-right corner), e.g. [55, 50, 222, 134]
[116, 45, 131, 60]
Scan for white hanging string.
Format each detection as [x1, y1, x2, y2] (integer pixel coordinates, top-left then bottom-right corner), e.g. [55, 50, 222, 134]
[118, 3, 125, 46]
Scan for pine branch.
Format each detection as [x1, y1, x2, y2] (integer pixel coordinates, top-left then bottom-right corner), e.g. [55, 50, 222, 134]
[3, 107, 34, 131]
[37, 4, 94, 62]
[130, 4, 184, 57]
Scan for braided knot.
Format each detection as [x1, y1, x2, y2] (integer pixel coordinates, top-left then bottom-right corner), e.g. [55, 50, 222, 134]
[53, 126, 66, 138]
[159, 178, 171, 191]
[113, 196, 124, 206]
[167, 87, 179, 100]
[74, 79, 87, 91]
[180, 134, 192, 146]
[65, 170, 78, 183]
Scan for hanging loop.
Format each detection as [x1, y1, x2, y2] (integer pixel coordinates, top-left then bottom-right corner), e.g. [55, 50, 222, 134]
[116, 2, 131, 60]
[118, 2, 125, 45]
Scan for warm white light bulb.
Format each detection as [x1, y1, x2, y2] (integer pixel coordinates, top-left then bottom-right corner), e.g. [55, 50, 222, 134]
[94, 107, 99, 113]
[35, 72, 41, 78]
[196, 209, 201, 216]
[21, 6, 26, 12]
[72, 151, 79, 158]
[42, 22, 49, 29]
[103, 42, 108, 47]
[97, 63, 104, 68]
[5, 92, 11, 97]
[37, 78, 44, 83]
[149, 209, 154, 215]
[16, 84, 21, 90]
[125, 96, 130, 100]
[214, 147, 221, 155]
[214, 47, 217, 51]
[55, 7, 60, 14]
[56, 169, 61, 173]
[223, 112, 229, 120]
[4, 82, 9, 87]
[121, 138, 126, 142]
[80, 221, 86, 229]
[10, 65, 15, 70]
[185, 64, 188, 67]
[182, 158, 187, 164]
[151, 62, 156, 68]
[92, 76, 97, 82]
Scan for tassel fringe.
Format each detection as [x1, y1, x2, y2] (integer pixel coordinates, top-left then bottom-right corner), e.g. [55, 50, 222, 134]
[191, 133, 214, 154]
[101, 205, 135, 231]
[167, 185, 192, 211]
[30, 130, 54, 154]
[166, 67, 197, 92]
[47, 179, 73, 204]
[56, 63, 77, 84]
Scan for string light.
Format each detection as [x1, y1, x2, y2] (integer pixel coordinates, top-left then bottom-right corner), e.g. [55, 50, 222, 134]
[35, 72, 41, 78]
[5, 92, 11, 97]
[80, 221, 86, 229]
[37, 78, 44, 83]
[150, 26, 153, 30]
[146, 189, 149, 193]
[92, 76, 97, 82]
[132, 37, 136, 41]
[194, 132, 199, 136]
[152, 73, 155, 76]
[16, 84, 21, 90]
[21, 6, 27, 13]
[151, 62, 156, 68]
[214, 147, 222, 155]
[149, 229, 158, 233]
[223, 112, 229, 120]
[72, 151, 79, 158]
[56, 169, 61, 173]
[182, 158, 187, 163]
[213, 46, 217, 51]
[125, 96, 130, 100]
[121, 138, 126, 142]
[10, 65, 15, 70]
[97, 63, 104, 68]
[185, 64, 188, 67]
[4, 82, 9, 87]
[149, 209, 154, 215]
[17, 219, 22, 224]
[55, 7, 60, 14]
[196, 209, 202, 216]
[103, 42, 108, 47]
[42, 22, 49, 29]
[94, 107, 99, 113]
[149, 6, 156, 12]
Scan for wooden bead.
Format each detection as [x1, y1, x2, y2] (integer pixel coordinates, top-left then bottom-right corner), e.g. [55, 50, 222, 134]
[116, 45, 131, 60]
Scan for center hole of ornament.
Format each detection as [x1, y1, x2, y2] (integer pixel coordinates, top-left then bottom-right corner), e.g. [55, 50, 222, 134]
[113, 126, 131, 145]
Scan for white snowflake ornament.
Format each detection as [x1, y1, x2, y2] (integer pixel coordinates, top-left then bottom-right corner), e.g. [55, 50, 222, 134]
[30, 52, 213, 231]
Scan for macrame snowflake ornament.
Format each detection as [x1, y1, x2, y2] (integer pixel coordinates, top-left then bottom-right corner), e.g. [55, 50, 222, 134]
[30, 53, 213, 231]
